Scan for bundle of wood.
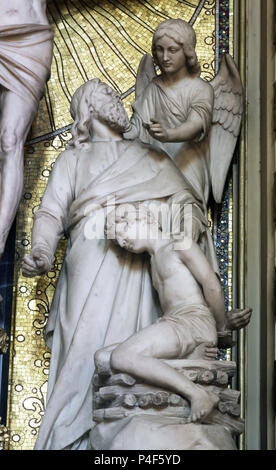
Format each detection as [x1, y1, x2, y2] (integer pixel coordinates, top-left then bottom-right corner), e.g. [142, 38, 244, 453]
[93, 351, 244, 436]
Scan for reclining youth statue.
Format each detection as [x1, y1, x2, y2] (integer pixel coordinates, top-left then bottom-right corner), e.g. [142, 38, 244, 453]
[0, 0, 53, 258]
[90, 205, 251, 449]
[106, 205, 251, 417]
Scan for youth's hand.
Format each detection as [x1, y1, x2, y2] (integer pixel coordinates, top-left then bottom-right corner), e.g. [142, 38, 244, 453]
[22, 249, 52, 277]
[204, 343, 219, 360]
[225, 308, 252, 331]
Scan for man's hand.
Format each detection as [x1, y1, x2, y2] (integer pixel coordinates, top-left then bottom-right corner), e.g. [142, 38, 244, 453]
[225, 307, 252, 331]
[148, 119, 169, 142]
[22, 249, 52, 277]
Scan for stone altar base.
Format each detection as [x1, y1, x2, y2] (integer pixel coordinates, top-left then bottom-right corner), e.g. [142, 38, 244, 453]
[90, 416, 237, 450]
[90, 351, 243, 450]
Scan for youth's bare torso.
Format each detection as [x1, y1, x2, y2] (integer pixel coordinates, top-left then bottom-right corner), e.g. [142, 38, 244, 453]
[0, 0, 48, 26]
[151, 243, 206, 314]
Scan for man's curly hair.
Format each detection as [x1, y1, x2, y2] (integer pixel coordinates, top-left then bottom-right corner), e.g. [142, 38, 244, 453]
[68, 79, 130, 149]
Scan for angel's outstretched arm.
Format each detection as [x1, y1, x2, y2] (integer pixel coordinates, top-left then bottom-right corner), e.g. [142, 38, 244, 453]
[148, 77, 214, 144]
[149, 110, 203, 143]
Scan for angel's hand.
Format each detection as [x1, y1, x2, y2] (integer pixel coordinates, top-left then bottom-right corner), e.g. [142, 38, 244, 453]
[22, 249, 52, 277]
[225, 307, 252, 331]
[149, 119, 169, 142]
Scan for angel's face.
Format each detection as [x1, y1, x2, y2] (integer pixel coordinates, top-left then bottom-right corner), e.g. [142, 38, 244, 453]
[154, 35, 186, 76]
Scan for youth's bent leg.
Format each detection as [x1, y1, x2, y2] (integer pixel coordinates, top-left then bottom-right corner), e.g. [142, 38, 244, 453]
[111, 322, 218, 422]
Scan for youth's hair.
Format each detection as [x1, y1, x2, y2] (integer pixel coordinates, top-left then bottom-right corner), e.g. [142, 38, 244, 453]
[105, 203, 161, 245]
[152, 19, 201, 76]
[68, 79, 130, 149]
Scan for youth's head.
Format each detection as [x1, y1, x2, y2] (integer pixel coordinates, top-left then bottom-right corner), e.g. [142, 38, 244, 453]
[105, 204, 161, 254]
[152, 19, 200, 77]
[68, 79, 130, 149]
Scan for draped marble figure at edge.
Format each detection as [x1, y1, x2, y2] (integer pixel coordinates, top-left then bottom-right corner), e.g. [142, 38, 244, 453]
[0, 0, 53, 260]
[22, 18, 251, 450]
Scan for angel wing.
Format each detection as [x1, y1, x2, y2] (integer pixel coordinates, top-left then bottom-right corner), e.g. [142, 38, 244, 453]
[209, 54, 243, 203]
[135, 53, 157, 100]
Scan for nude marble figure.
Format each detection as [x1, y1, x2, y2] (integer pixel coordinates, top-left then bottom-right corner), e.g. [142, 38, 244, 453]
[0, 0, 53, 257]
[105, 204, 251, 423]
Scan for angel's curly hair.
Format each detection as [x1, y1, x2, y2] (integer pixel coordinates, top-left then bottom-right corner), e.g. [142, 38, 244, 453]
[67, 79, 130, 150]
[152, 19, 201, 76]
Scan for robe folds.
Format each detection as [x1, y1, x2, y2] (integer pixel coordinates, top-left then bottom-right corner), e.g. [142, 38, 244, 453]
[0, 24, 53, 105]
[32, 139, 192, 450]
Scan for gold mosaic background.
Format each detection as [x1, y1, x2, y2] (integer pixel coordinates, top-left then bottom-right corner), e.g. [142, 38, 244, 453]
[6, 0, 231, 450]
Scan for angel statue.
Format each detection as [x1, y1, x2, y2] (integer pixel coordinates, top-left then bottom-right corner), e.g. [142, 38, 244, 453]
[124, 18, 243, 276]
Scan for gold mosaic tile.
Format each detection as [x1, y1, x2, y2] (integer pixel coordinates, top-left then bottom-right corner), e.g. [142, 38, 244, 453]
[32, 0, 217, 137]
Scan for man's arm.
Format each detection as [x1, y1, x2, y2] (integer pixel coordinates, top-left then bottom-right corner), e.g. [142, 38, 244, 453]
[22, 150, 75, 277]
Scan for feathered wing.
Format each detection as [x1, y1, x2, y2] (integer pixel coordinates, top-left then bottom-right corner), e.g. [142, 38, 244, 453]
[209, 54, 243, 203]
[135, 53, 157, 100]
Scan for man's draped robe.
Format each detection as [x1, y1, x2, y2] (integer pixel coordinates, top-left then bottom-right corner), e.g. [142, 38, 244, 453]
[32, 139, 190, 450]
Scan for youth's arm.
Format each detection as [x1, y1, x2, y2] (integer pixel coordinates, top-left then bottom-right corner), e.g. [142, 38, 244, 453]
[176, 240, 225, 331]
